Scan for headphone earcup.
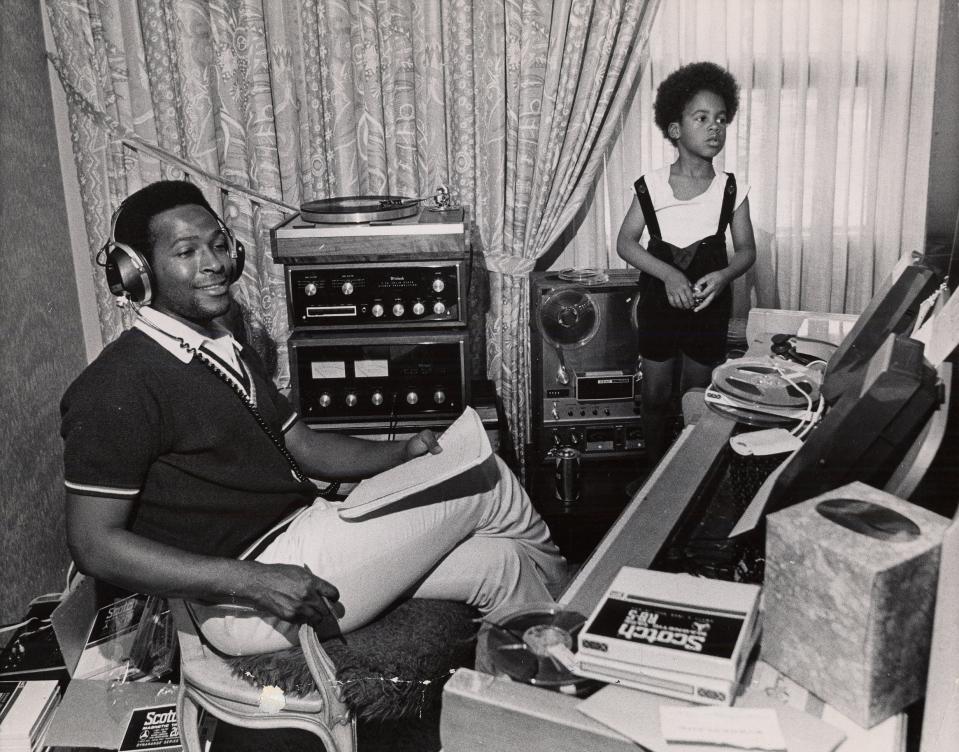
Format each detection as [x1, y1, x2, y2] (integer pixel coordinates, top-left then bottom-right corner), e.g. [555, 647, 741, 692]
[104, 242, 154, 305]
[230, 237, 245, 282]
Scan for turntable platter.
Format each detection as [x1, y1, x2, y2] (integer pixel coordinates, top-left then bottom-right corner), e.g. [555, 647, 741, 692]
[300, 195, 420, 224]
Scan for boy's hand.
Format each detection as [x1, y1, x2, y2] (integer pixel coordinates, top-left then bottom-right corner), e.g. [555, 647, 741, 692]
[664, 271, 695, 309]
[691, 271, 728, 312]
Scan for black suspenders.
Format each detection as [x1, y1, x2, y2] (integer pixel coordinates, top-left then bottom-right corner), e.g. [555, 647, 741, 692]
[634, 173, 737, 239]
[634, 175, 662, 238]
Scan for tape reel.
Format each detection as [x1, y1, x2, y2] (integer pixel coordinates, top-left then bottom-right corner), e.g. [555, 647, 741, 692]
[712, 357, 822, 408]
[480, 604, 593, 694]
[537, 289, 600, 349]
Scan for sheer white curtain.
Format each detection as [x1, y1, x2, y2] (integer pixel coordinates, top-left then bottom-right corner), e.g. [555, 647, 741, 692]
[554, 0, 940, 321]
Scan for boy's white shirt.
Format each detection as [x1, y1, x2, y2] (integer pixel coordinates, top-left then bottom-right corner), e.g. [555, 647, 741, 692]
[641, 164, 750, 249]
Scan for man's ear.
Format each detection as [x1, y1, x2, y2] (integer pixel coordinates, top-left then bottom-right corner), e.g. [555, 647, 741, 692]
[668, 122, 681, 141]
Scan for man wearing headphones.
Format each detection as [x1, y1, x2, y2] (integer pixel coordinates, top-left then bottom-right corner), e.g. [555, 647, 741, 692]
[60, 180, 565, 655]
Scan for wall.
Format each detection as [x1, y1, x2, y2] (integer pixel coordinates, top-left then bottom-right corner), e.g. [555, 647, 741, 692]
[0, 0, 86, 621]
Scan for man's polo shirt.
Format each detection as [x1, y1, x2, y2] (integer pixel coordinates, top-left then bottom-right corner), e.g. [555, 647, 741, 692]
[60, 308, 317, 557]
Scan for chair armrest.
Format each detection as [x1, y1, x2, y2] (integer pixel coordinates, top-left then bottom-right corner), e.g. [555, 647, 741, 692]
[300, 623, 352, 723]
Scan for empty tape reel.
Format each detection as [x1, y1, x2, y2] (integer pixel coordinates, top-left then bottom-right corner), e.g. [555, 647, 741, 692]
[481, 604, 593, 694]
[299, 195, 420, 224]
[712, 358, 822, 408]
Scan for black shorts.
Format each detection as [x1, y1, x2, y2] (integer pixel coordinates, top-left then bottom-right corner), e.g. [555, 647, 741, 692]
[636, 294, 730, 365]
[636, 236, 731, 365]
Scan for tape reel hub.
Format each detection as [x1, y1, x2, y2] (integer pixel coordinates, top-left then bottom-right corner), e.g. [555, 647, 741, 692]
[522, 624, 572, 656]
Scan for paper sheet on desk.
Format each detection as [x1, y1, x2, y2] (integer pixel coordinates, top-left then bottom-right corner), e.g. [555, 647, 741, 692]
[659, 706, 786, 750]
[578, 682, 846, 752]
[337, 406, 492, 519]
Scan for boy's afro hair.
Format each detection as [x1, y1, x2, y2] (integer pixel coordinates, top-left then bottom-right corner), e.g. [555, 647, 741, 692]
[653, 61, 740, 142]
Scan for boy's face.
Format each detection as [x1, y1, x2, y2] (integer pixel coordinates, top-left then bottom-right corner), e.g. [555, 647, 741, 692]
[147, 204, 235, 325]
[670, 89, 728, 159]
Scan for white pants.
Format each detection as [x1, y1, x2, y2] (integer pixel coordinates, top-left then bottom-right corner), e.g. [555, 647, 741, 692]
[195, 455, 566, 655]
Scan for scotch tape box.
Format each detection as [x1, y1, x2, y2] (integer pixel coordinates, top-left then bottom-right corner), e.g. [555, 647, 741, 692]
[578, 567, 761, 682]
[762, 481, 948, 728]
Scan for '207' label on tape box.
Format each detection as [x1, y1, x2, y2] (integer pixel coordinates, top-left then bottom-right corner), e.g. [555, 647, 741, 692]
[584, 597, 745, 659]
[119, 705, 181, 751]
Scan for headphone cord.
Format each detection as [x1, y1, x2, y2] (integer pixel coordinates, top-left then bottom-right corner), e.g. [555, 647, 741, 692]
[179, 340, 308, 483]
[173, 339, 345, 502]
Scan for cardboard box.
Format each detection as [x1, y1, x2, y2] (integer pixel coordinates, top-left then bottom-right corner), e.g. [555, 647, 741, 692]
[577, 567, 761, 682]
[45, 577, 180, 750]
[763, 481, 948, 728]
[42, 680, 182, 751]
[574, 653, 739, 706]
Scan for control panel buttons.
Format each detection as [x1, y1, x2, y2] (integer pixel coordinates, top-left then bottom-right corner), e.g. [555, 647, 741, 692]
[406, 391, 419, 405]
[288, 265, 464, 329]
[433, 390, 446, 404]
[371, 391, 384, 406]
[345, 393, 358, 407]
[318, 393, 332, 408]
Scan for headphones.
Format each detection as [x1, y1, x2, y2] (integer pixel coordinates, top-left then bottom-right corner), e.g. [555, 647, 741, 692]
[99, 200, 245, 305]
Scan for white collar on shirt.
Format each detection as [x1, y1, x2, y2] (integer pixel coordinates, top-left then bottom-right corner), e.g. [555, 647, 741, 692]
[134, 307, 243, 370]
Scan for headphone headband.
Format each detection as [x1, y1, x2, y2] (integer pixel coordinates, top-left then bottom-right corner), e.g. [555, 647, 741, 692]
[101, 199, 244, 305]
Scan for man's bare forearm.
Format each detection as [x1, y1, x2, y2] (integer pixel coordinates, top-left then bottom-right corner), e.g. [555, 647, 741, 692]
[71, 524, 264, 605]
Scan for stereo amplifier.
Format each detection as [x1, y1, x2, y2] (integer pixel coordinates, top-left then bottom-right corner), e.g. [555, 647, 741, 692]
[289, 330, 469, 424]
[286, 260, 467, 330]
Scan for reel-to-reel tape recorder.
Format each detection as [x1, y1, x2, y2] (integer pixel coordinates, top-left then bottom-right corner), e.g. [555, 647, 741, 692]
[530, 270, 644, 461]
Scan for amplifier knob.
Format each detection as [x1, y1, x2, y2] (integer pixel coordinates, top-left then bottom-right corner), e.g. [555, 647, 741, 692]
[433, 390, 446, 405]
[318, 393, 332, 408]
[392, 303, 405, 317]
[304, 283, 318, 297]
[550, 402, 559, 420]
[371, 303, 385, 318]
[406, 391, 419, 405]
[412, 301, 426, 316]
[432, 278, 445, 293]
[341, 281, 354, 295]
[432, 301, 446, 315]
[371, 391, 384, 406]
[345, 393, 358, 407]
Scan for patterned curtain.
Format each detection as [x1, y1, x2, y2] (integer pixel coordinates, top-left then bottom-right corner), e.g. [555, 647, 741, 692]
[44, 0, 660, 464]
